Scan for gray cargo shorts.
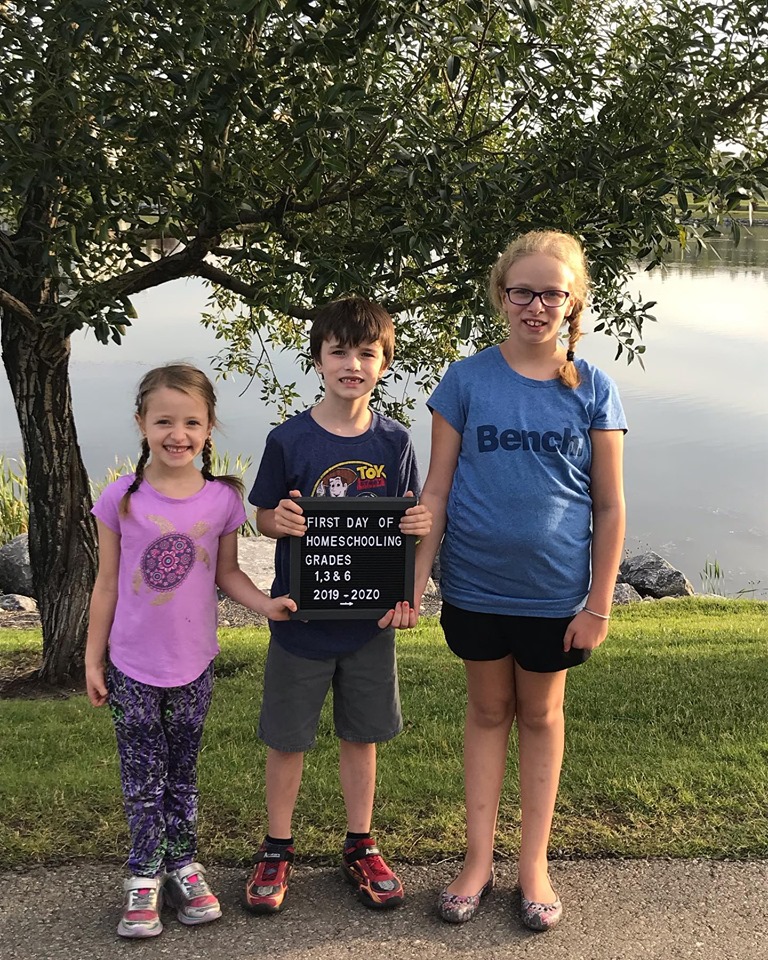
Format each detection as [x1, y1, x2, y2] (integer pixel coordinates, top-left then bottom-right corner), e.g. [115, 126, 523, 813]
[258, 628, 402, 752]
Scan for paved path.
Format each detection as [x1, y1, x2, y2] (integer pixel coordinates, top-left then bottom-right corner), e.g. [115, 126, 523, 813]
[3, 859, 766, 960]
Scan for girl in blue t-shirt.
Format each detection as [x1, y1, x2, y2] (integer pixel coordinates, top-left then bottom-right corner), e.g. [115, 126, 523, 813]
[414, 231, 626, 931]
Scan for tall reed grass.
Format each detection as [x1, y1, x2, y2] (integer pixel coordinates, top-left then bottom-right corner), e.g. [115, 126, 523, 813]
[0, 457, 28, 546]
[0, 451, 257, 545]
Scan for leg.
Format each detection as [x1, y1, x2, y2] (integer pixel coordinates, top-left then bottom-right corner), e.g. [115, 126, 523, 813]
[514, 663, 567, 904]
[333, 629, 402, 834]
[163, 663, 215, 871]
[448, 656, 517, 896]
[245, 749, 303, 914]
[339, 740, 376, 832]
[334, 633, 404, 909]
[258, 639, 336, 837]
[266, 748, 305, 838]
[108, 664, 168, 878]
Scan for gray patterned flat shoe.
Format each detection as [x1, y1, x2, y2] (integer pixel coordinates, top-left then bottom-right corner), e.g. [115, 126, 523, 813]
[520, 892, 563, 931]
[436, 872, 494, 924]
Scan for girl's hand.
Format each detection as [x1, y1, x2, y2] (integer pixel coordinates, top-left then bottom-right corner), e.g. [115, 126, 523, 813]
[378, 600, 419, 630]
[563, 610, 610, 652]
[274, 490, 306, 537]
[399, 493, 432, 538]
[264, 594, 298, 621]
[86, 662, 108, 707]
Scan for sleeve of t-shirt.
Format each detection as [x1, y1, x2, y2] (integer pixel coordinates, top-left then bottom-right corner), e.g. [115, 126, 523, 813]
[426, 361, 466, 435]
[248, 430, 288, 508]
[591, 370, 628, 432]
[222, 485, 248, 534]
[91, 477, 126, 533]
[397, 437, 421, 497]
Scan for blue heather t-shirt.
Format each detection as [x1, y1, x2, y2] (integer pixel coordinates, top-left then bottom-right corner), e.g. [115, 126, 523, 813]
[249, 409, 421, 658]
[428, 347, 627, 617]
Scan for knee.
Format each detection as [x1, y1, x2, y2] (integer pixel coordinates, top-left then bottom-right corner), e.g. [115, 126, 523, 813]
[468, 695, 516, 730]
[516, 701, 563, 734]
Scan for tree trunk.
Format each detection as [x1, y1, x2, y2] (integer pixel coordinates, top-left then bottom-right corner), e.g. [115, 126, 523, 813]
[1, 312, 97, 683]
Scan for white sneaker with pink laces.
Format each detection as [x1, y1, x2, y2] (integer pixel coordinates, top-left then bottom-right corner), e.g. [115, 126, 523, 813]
[117, 875, 163, 938]
[164, 862, 221, 925]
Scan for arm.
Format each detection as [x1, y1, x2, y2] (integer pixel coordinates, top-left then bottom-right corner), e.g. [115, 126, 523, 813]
[85, 521, 121, 707]
[564, 429, 626, 651]
[398, 490, 432, 538]
[216, 531, 296, 620]
[255, 489, 306, 539]
[382, 412, 461, 629]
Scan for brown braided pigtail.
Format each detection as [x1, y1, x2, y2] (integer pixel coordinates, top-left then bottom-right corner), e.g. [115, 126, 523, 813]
[202, 435, 245, 496]
[557, 305, 584, 389]
[201, 436, 215, 481]
[119, 438, 150, 516]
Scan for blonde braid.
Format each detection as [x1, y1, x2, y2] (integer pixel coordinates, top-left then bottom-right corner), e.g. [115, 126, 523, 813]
[558, 305, 584, 389]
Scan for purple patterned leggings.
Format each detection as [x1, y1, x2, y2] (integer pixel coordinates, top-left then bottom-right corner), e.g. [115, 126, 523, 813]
[107, 662, 214, 877]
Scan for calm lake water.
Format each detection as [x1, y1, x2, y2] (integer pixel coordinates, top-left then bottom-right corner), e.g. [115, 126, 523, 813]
[1, 229, 766, 597]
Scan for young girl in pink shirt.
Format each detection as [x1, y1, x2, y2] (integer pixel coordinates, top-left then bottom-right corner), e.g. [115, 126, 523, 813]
[86, 363, 295, 938]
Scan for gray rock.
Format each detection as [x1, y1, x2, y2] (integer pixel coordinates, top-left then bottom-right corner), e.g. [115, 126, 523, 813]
[0, 593, 38, 612]
[234, 535, 277, 592]
[422, 576, 440, 597]
[0, 534, 34, 598]
[620, 551, 694, 598]
[612, 581, 642, 604]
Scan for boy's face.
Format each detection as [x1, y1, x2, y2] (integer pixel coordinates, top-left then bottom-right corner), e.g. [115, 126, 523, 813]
[314, 338, 388, 402]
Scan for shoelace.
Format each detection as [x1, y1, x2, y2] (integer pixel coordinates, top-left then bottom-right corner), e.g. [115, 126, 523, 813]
[128, 888, 157, 910]
[353, 849, 391, 880]
[181, 873, 211, 898]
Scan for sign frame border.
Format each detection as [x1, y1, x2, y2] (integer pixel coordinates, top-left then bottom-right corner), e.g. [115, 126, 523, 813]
[289, 497, 416, 620]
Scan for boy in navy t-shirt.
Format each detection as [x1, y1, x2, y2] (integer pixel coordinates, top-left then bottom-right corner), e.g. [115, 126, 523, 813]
[245, 298, 431, 913]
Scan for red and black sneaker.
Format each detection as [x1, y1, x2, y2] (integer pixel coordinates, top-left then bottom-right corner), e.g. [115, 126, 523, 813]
[245, 842, 295, 914]
[341, 838, 404, 909]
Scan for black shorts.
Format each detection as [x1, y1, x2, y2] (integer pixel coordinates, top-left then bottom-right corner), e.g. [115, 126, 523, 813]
[440, 600, 590, 673]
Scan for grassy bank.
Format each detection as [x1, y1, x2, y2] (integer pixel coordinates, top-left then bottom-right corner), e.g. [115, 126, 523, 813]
[1, 598, 766, 868]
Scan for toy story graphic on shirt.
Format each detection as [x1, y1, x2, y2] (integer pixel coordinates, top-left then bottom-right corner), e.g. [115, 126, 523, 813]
[312, 461, 387, 498]
[133, 516, 211, 605]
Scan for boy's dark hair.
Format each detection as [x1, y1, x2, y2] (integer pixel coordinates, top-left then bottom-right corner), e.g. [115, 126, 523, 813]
[309, 297, 395, 368]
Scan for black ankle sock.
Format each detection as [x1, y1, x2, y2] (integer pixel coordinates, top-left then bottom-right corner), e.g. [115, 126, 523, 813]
[345, 831, 371, 843]
[265, 835, 293, 847]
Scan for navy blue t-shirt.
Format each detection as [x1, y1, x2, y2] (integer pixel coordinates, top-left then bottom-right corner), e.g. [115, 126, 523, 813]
[249, 409, 421, 658]
[428, 347, 627, 617]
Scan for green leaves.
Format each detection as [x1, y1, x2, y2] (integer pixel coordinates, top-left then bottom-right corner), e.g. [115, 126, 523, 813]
[1, 0, 766, 414]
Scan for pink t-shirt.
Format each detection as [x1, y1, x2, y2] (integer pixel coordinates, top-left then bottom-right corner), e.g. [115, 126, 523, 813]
[92, 474, 247, 686]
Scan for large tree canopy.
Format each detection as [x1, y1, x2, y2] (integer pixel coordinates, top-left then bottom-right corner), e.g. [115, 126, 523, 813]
[1, 0, 767, 682]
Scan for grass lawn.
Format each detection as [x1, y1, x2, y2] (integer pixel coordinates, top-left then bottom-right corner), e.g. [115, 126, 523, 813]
[1, 598, 766, 868]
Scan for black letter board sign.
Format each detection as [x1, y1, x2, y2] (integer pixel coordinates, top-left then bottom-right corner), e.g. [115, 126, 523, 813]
[289, 497, 415, 619]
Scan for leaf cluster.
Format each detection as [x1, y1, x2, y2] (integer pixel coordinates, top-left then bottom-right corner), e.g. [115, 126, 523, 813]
[1, 0, 766, 414]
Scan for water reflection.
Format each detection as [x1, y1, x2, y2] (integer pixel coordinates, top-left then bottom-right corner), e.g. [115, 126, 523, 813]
[0, 231, 766, 597]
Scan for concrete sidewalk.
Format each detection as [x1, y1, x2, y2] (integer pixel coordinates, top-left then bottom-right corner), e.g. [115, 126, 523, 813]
[3, 859, 766, 960]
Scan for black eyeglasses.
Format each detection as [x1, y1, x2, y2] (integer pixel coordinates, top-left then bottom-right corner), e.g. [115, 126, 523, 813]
[505, 287, 569, 307]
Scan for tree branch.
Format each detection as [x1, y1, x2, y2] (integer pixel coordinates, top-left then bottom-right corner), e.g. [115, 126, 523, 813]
[86, 237, 216, 301]
[716, 79, 768, 120]
[192, 260, 316, 321]
[0, 286, 38, 329]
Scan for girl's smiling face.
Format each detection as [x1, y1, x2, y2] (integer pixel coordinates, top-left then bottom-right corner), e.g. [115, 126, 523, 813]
[501, 254, 575, 350]
[136, 386, 211, 472]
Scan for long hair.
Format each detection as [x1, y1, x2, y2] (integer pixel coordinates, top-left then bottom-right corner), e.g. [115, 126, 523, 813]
[119, 364, 244, 515]
[489, 231, 591, 388]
